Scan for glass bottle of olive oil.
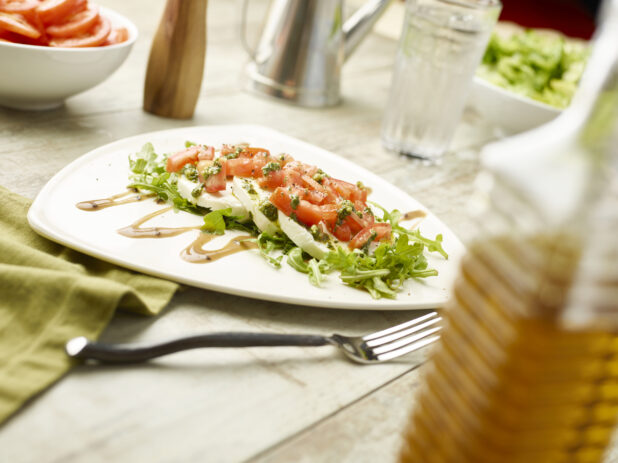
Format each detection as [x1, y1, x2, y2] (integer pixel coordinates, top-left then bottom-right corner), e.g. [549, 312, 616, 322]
[400, 1, 618, 461]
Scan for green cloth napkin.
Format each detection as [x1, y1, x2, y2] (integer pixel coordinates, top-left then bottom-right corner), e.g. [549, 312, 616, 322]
[0, 186, 178, 425]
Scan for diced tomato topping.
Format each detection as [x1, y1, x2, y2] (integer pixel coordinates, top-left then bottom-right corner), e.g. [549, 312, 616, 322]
[281, 168, 302, 187]
[295, 201, 331, 227]
[277, 153, 293, 166]
[204, 159, 227, 193]
[333, 223, 352, 242]
[242, 147, 270, 158]
[290, 185, 326, 205]
[270, 187, 293, 216]
[344, 213, 365, 234]
[270, 187, 333, 227]
[301, 174, 326, 194]
[249, 155, 270, 177]
[349, 223, 392, 250]
[197, 145, 214, 161]
[166, 146, 201, 172]
[326, 178, 367, 202]
[226, 157, 255, 177]
[257, 169, 286, 190]
[284, 160, 318, 178]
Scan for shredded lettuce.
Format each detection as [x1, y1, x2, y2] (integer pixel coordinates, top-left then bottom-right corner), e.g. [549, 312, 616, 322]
[477, 29, 589, 109]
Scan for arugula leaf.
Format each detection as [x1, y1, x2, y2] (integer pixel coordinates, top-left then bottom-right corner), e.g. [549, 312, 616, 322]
[255, 232, 296, 268]
[287, 247, 308, 273]
[369, 201, 448, 259]
[286, 248, 328, 287]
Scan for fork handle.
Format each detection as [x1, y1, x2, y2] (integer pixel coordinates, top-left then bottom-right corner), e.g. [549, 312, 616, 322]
[66, 333, 331, 364]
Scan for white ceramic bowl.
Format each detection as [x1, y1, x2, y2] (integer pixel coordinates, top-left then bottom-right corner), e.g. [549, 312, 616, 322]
[0, 7, 137, 110]
[468, 76, 562, 134]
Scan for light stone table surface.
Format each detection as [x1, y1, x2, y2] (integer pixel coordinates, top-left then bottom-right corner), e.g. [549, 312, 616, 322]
[4, 1, 601, 462]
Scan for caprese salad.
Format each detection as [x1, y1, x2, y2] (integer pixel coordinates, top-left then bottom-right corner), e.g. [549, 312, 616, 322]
[128, 141, 448, 299]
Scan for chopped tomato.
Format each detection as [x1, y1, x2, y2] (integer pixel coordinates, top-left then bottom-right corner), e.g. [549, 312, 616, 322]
[344, 213, 365, 234]
[104, 26, 127, 45]
[37, 0, 86, 25]
[241, 147, 270, 158]
[0, 0, 38, 15]
[270, 187, 293, 216]
[295, 200, 335, 228]
[333, 223, 352, 242]
[197, 145, 214, 161]
[257, 169, 286, 190]
[281, 168, 302, 187]
[49, 14, 109, 47]
[220, 144, 235, 156]
[226, 157, 254, 177]
[277, 153, 293, 166]
[166, 146, 200, 172]
[343, 205, 374, 234]
[301, 174, 326, 193]
[204, 159, 227, 193]
[290, 184, 326, 205]
[0, 12, 40, 38]
[284, 160, 318, 177]
[45, 4, 98, 37]
[248, 155, 270, 177]
[326, 178, 366, 202]
[270, 187, 337, 228]
[349, 223, 392, 250]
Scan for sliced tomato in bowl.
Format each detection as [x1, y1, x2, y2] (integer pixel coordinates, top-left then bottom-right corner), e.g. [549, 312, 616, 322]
[37, 0, 86, 25]
[0, 0, 39, 15]
[49, 14, 109, 47]
[0, 11, 41, 38]
[45, 4, 98, 38]
[103, 26, 128, 45]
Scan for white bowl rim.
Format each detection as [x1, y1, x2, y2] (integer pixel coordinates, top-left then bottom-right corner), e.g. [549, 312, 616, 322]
[0, 5, 138, 52]
[473, 75, 562, 114]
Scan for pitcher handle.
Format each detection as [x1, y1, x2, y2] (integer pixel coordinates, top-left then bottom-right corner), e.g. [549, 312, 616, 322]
[240, 0, 257, 61]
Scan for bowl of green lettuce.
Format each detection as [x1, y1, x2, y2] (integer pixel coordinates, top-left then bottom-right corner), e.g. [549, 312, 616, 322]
[469, 26, 589, 133]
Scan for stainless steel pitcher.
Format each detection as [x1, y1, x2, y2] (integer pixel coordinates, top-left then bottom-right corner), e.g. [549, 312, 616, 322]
[243, 0, 393, 107]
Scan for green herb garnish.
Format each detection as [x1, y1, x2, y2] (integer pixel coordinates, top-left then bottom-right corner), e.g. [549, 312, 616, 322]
[262, 162, 281, 176]
[259, 201, 278, 222]
[290, 194, 300, 210]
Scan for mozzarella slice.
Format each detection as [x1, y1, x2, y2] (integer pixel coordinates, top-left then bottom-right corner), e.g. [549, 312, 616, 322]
[277, 211, 331, 260]
[177, 175, 249, 220]
[231, 177, 280, 234]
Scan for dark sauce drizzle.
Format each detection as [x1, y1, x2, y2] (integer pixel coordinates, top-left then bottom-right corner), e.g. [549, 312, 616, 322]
[77, 190, 258, 264]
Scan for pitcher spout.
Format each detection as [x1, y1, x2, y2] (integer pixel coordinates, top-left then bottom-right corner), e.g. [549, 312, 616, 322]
[343, 0, 393, 60]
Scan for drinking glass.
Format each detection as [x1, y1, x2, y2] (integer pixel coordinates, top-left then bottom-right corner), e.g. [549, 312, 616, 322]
[381, 0, 501, 160]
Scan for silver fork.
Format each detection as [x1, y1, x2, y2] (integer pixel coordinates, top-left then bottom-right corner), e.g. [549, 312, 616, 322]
[66, 311, 441, 364]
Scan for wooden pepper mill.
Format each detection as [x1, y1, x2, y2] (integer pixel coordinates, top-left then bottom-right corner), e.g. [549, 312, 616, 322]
[143, 0, 207, 119]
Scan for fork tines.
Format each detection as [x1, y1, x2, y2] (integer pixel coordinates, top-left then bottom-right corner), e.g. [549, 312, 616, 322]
[364, 311, 442, 361]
